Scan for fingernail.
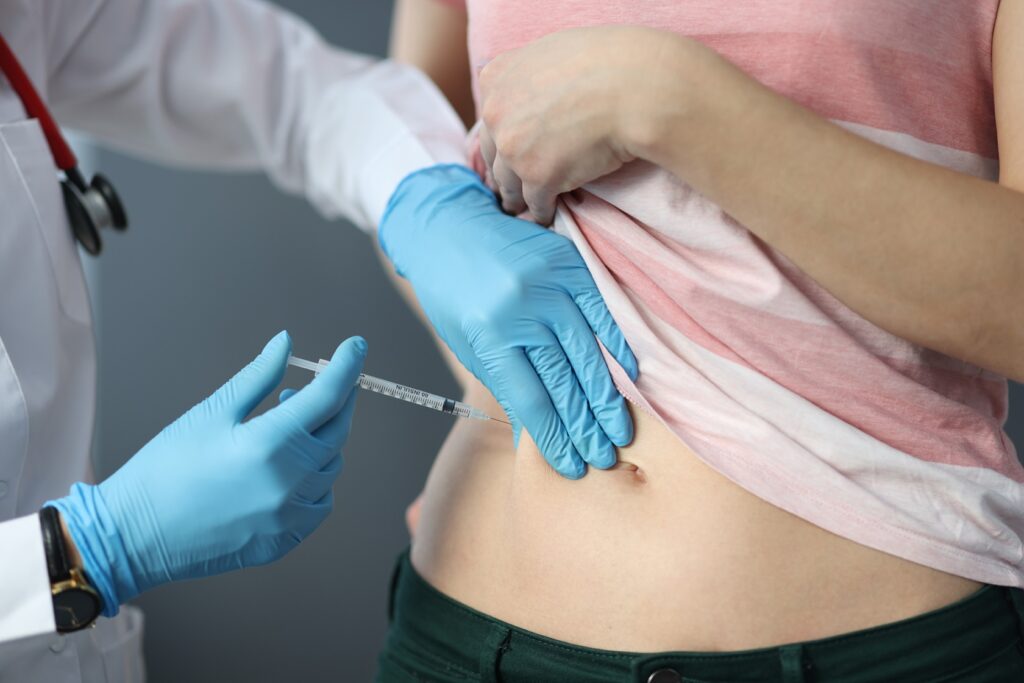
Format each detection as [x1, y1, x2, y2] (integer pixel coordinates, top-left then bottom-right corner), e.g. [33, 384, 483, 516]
[350, 336, 368, 355]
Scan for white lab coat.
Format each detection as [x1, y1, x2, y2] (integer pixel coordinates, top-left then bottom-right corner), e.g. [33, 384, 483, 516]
[0, 0, 465, 680]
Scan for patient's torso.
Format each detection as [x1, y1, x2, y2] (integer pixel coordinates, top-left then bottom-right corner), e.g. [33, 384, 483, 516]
[410, 0, 1016, 651]
[412, 384, 982, 651]
[459, 0, 1024, 586]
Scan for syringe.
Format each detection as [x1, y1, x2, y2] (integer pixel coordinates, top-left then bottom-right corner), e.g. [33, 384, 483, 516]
[287, 355, 510, 426]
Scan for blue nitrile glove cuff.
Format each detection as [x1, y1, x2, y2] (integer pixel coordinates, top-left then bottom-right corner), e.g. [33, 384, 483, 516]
[49, 484, 138, 618]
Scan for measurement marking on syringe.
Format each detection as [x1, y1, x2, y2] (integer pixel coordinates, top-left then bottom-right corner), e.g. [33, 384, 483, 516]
[286, 355, 510, 426]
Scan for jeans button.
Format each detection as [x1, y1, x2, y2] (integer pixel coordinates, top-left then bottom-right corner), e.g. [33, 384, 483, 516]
[648, 669, 682, 683]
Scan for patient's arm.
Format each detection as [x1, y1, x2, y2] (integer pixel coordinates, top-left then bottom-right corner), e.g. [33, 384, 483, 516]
[390, 0, 475, 129]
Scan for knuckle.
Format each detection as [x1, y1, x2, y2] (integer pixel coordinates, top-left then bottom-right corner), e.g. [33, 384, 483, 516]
[480, 97, 502, 128]
[478, 55, 507, 91]
[517, 157, 543, 187]
[252, 442, 279, 466]
[494, 125, 524, 158]
[460, 306, 494, 335]
[502, 279, 533, 308]
[487, 271, 530, 309]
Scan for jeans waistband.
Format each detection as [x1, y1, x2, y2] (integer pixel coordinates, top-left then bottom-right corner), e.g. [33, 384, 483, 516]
[386, 549, 1024, 682]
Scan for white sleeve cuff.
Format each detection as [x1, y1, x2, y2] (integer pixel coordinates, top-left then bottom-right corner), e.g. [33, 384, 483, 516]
[0, 515, 56, 643]
[304, 59, 468, 232]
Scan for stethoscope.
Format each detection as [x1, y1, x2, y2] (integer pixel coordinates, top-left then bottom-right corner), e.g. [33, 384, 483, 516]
[0, 34, 126, 256]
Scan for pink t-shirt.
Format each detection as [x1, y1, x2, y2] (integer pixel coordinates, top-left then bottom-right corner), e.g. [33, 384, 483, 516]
[445, 0, 1023, 587]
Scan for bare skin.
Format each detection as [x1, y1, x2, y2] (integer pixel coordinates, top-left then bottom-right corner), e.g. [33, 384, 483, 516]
[388, 0, 991, 652]
[407, 376, 982, 652]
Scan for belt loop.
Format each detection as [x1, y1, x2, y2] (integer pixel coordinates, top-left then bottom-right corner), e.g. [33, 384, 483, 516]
[479, 625, 512, 683]
[779, 644, 807, 683]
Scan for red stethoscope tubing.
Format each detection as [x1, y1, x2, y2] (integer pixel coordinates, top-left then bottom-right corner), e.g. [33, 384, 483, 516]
[0, 33, 78, 172]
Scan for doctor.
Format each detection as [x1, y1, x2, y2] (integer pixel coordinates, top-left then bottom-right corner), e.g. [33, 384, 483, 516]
[0, 0, 636, 680]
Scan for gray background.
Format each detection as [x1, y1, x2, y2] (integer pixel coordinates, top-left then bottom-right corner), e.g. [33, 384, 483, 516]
[81, 2, 1024, 682]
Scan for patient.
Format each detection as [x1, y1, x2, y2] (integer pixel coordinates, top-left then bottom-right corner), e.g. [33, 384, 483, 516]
[376, 0, 1024, 681]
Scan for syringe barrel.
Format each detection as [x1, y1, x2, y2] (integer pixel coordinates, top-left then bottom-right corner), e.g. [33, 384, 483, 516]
[287, 355, 502, 424]
[448, 402, 474, 419]
[357, 374, 447, 412]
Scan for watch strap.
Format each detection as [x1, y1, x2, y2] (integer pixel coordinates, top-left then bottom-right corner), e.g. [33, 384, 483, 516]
[39, 506, 72, 585]
[40, 506, 102, 633]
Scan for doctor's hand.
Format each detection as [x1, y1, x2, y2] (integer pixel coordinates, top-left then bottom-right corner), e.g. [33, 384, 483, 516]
[50, 331, 365, 616]
[379, 164, 638, 480]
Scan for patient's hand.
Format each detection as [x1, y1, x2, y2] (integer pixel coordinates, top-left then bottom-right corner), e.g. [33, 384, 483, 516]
[477, 26, 692, 225]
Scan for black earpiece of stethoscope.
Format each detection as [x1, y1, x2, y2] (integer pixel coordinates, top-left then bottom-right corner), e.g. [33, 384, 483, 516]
[1, 33, 128, 256]
[60, 167, 128, 256]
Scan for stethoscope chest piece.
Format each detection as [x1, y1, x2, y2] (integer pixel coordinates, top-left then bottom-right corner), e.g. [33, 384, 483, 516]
[1, 33, 128, 256]
[61, 171, 128, 256]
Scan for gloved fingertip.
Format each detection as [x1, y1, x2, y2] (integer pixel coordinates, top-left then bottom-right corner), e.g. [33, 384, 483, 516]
[550, 447, 586, 480]
[323, 338, 367, 390]
[265, 330, 291, 353]
[610, 432, 633, 450]
[607, 414, 634, 448]
[561, 461, 586, 480]
[255, 331, 292, 374]
[347, 336, 368, 357]
[589, 441, 618, 470]
[330, 336, 367, 364]
[278, 388, 297, 403]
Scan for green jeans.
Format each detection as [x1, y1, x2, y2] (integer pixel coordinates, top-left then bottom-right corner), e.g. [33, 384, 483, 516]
[376, 549, 1024, 682]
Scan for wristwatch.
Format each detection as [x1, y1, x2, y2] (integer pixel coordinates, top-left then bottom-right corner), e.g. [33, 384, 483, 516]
[39, 506, 102, 633]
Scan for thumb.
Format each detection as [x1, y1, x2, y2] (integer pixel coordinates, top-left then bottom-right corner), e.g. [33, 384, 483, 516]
[210, 331, 292, 422]
[269, 336, 367, 434]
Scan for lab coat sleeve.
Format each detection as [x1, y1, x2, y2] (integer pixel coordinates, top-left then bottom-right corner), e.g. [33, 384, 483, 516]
[0, 515, 57, 643]
[40, 0, 467, 230]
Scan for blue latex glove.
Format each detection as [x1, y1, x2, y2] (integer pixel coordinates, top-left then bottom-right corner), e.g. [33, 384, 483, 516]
[50, 331, 365, 616]
[379, 164, 638, 479]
